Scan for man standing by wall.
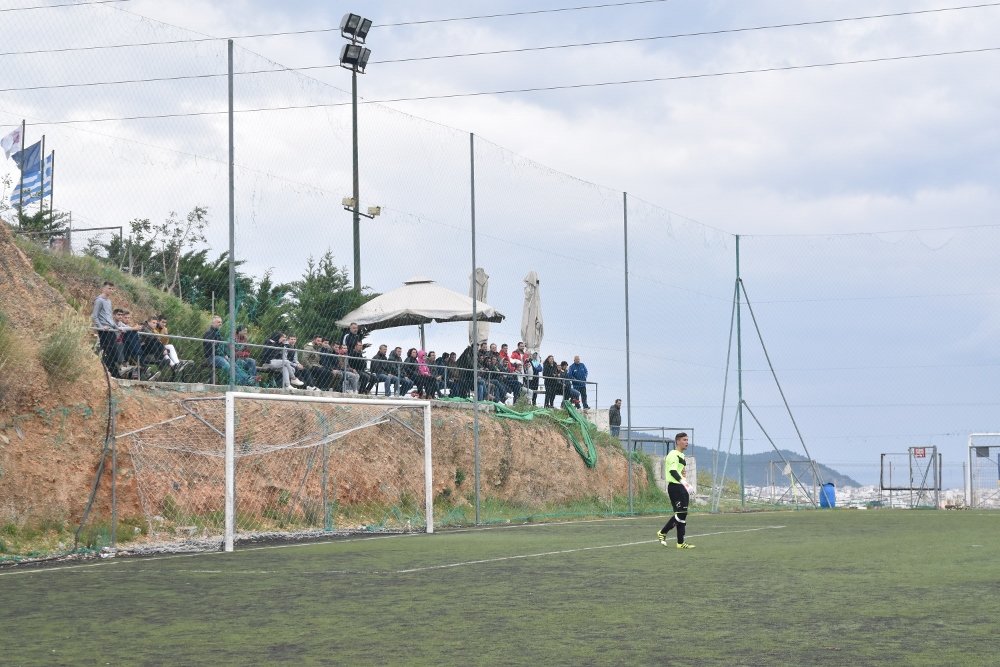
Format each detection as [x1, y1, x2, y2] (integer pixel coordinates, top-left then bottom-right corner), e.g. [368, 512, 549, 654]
[609, 398, 622, 437]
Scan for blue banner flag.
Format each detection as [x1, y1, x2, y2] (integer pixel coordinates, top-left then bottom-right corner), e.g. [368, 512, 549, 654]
[11, 140, 41, 173]
[10, 152, 52, 206]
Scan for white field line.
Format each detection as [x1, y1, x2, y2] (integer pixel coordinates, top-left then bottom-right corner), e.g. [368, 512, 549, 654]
[0, 517, 786, 578]
[396, 525, 786, 574]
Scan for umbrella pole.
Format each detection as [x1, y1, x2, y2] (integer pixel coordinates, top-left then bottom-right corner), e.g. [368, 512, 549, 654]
[419, 323, 426, 351]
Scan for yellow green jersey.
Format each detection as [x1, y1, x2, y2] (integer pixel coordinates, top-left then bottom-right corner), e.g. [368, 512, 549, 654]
[664, 449, 686, 485]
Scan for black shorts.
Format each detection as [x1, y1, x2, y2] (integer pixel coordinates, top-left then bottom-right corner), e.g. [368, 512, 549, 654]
[667, 483, 689, 514]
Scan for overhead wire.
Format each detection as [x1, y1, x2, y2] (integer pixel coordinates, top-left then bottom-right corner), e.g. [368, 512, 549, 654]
[19, 45, 1000, 124]
[0, 0, 129, 12]
[1, 1, 998, 57]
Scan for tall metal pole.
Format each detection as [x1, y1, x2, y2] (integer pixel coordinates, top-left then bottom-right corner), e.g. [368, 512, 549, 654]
[48, 150, 55, 219]
[736, 235, 745, 507]
[39, 135, 45, 214]
[351, 69, 361, 291]
[227, 40, 237, 389]
[470, 133, 481, 525]
[17, 119, 25, 223]
[624, 192, 634, 514]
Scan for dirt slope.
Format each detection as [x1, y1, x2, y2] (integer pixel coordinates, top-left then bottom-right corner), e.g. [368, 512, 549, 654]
[0, 228, 637, 545]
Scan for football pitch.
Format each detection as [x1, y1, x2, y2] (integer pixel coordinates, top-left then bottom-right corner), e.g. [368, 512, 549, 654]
[2, 510, 998, 666]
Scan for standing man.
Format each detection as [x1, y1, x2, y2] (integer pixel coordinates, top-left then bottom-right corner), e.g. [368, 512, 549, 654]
[567, 355, 590, 409]
[609, 398, 622, 438]
[91, 281, 117, 372]
[657, 433, 695, 549]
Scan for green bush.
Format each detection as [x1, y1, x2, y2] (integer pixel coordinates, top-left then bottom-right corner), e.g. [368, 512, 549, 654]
[39, 316, 90, 382]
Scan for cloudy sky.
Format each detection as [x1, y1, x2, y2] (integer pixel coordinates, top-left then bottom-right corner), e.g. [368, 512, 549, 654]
[2, 0, 999, 488]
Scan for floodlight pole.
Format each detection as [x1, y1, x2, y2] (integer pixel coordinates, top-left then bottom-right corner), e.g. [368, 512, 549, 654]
[351, 67, 361, 291]
[227, 39, 237, 390]
[624, 191, 634, 514]
[736, 235, 746, 508]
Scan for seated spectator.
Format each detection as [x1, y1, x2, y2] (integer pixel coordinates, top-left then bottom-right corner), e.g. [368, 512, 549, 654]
[140, 316, 167, 365]
[234, 325, 257, 383]
[204, 315, 230, 382]
[402, 348, 422, 396]
[301, 334, 334, 390]
[428, 351, 446, 397]
[350, 340, 376, 394]
[116, 309, 143, 371]
[260, 330, 304, 388]
[496, 344, 522, 403]
[334, 343, 360, 393]
[414, 350, 436, 399]
[370, 344, 401, 396]
[388, 346, 414, 396]
[155, 315, 182, 369]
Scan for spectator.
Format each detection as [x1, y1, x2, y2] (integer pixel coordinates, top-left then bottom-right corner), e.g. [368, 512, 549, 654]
[301, 335, 334, 390]
[510, 341, 527, 386]
[334, 343, 360, 393]
[496, 344, 522, 403]
[350, 340, 376, 394]
[444, 352, 461, 396]
[567, 355, 590, 409]
[260, 331, 305, 388]
[388, 346, 414, 396]
[414, 350, 436, 398]
[341, 322, 364, 356]
[542, 355, 561, 408]
[155, 315, 183, 369]
[370, 344, 400, 396]
[609, 398, 622, 438]
[233, 325, 257, 384]
[116, 309, 143, 374]
[428, 351, 447, 397]
[318, 337, 345, 390]
[526, 352, 543, 406]
[560, 360, 582, 409]
[91, 281, 118, 373]
[204, 316, 232, 383]
[140, 316, 166, 365]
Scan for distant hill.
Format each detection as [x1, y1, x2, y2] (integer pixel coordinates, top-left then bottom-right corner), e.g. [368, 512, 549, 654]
[630, 435, 860, 487]
[704, 448, 862, 488]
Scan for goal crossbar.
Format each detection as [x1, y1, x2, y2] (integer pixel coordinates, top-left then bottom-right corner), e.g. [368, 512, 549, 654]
[224, 391, 433, 552]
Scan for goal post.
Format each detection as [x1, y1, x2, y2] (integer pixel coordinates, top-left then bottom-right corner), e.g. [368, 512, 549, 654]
[222, 392, 433, 552]
[967, 433, 1000, 509]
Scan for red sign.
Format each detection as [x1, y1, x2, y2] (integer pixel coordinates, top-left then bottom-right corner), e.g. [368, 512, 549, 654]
[913, 447, 926, 458]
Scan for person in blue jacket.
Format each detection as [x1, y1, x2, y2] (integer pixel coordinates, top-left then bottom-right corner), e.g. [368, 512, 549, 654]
[567, 355, 590, 409]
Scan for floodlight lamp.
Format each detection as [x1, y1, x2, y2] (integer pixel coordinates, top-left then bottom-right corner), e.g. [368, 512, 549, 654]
[341, 13, 372, 43]
[357, 47, 372, 73]
[342, 196, 356, 208]
[366, 206, 381, 217]
[340, 43, 362, 69]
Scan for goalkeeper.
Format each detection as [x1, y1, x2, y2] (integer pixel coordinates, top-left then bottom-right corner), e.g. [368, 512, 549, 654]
[657, 433, 695, 549]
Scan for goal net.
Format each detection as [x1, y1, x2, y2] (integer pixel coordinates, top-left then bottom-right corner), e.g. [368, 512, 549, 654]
[879, 446, 941, 508]
[125, 393, 433, 552]
[968, 433, 1000, 509]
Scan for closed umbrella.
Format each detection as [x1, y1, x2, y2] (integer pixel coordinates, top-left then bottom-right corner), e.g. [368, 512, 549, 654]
[520, 270, 543, 354]
[468, 267, 490, 346]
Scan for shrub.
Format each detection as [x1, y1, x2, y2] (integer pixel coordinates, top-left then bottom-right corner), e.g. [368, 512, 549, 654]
[39, 316, 90, 382]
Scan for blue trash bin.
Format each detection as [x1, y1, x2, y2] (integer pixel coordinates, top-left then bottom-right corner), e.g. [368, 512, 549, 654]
[819, 482, 836, 508]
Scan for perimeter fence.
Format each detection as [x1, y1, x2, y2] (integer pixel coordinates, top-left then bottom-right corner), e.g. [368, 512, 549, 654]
[0, 6, 997, 557]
